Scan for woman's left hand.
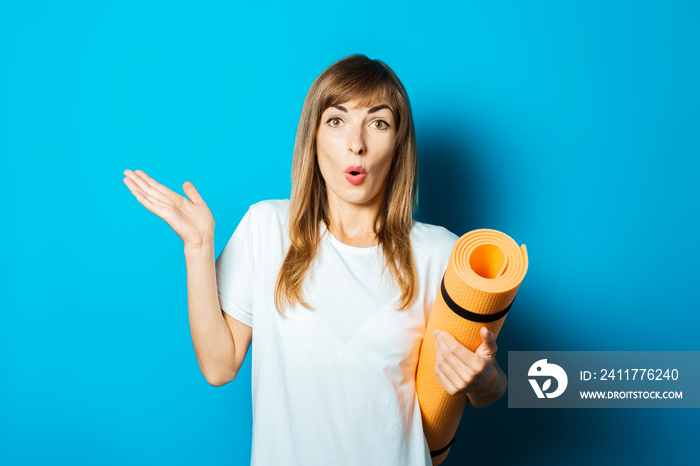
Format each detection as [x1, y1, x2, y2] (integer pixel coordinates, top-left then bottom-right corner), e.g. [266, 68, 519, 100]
[433, 327, 501, 399]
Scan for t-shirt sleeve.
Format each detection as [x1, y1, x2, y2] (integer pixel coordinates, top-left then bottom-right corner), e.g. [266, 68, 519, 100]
[215, 206, 255, 327]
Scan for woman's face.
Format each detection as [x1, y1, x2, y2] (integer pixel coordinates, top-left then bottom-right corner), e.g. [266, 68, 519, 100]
[316, 99, 397, 209]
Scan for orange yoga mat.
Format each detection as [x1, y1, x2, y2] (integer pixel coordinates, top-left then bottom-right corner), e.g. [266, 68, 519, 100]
[416, 229, 528, 465]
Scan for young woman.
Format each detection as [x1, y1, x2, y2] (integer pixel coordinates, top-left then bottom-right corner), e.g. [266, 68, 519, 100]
[123, 54, 506, 466]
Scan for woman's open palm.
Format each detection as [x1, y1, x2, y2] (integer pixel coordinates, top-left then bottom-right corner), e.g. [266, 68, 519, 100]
[123, 169, 215, 247]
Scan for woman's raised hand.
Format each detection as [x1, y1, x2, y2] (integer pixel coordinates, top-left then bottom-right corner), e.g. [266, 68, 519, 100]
[123, 169, 216, 248]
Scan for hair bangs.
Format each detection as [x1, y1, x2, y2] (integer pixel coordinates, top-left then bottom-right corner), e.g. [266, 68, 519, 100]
[320, 71, 398, 121]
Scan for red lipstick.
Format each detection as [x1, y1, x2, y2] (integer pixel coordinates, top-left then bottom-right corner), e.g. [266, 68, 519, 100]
[344, 166, 367, 184]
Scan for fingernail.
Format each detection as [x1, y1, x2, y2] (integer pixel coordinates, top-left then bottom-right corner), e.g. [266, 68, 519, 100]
[433, 330, 440, 339]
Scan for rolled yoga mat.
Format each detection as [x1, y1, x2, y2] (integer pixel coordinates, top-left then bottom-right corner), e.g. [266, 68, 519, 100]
[416, 229, 528, 465]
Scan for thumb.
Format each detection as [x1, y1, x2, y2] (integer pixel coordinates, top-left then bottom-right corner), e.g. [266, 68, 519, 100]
[475, 327, 497, 360]
[183, 181, 205, 204]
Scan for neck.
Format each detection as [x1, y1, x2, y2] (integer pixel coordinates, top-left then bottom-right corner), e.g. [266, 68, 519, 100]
[325, 190, 384, 247]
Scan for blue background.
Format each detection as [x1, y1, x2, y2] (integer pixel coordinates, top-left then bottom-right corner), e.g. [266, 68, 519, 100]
[1, 1, 698, 464]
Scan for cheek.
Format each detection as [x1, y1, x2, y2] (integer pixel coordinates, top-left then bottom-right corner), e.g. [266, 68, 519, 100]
[315, 152, 331, 182]
[380, 135, 397, 160]
[316, 131, 341, 160]
[315, 144, 339, 184]
[315, 134, 329, 167]
[377, 145, 396, 173]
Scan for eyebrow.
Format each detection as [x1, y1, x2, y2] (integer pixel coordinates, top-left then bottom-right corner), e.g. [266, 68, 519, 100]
[331, 104, 392, 114]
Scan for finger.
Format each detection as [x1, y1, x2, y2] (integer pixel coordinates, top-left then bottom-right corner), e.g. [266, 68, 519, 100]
[183, 181, 204, 204]
[124, 170, 162, 198]
[123, 177, 160, 202]
[475, 327, 498, 360]
[435, 343, 462, 395]
[124, 170, 170, 203]
[131, 170, 171, 201]
[123, 177, 168, 213]
[133, 169, 176, 197]
[437, 330, 482, 368]
[123, 176, 147, 198]
[435, 368, 459, 396]
[127, 180, 164, 216]
[437, 336, 475, 389]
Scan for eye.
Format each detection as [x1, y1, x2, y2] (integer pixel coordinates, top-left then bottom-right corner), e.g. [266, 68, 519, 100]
[326, 117, 343, 127]
[372, 120, 390, 130]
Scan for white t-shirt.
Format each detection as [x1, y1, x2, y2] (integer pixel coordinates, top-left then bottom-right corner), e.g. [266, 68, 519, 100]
[215, 199, 458, 466]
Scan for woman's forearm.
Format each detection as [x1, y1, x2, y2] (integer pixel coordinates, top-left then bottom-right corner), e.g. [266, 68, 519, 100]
[184, 239, 236, 386]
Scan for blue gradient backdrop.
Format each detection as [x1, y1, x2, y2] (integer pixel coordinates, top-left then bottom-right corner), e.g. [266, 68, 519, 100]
[1, 1, 698, 465]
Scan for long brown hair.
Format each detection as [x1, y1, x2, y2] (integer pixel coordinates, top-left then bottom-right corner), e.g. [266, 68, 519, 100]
[274, 54, 419, 315]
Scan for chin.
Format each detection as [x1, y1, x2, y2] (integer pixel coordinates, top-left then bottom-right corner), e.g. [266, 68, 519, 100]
[347, 190, 382, 206]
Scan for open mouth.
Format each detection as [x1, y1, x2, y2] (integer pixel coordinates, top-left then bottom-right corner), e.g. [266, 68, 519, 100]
[344, 171, 367, 185]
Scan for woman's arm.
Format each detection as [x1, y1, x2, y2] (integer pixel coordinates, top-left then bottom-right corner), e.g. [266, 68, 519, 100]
[185, 239, 241, 386]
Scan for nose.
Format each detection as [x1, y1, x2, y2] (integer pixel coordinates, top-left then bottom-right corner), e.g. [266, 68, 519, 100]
[347, 124, 366, 156]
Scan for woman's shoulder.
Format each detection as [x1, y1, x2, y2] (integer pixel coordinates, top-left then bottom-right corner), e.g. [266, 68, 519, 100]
[247, 199, 290, 223]
[242, 200, 290, 252]
[411, 220, 460, 258]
